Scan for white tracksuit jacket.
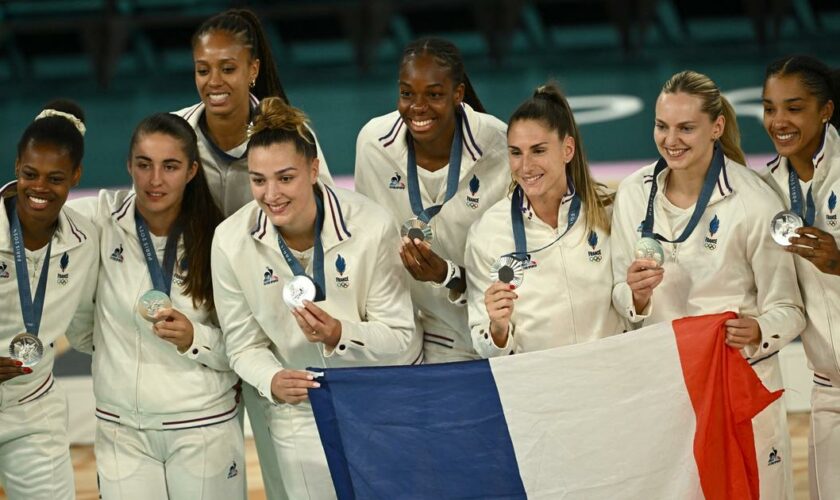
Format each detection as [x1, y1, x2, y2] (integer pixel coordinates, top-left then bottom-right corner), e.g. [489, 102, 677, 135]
[211, 183, 419, 403]
[466, 190, 624, 356]
[0, 181, 98, 410]
[611, 156, 805, 500]
[67, 190, 239, 430]
[354, 102, 510, 362]
[760, 124, 840, 386]
[174, 96, 334, 217]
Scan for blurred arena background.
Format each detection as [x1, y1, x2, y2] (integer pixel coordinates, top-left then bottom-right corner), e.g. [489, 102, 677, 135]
[1, 1, 838, 498]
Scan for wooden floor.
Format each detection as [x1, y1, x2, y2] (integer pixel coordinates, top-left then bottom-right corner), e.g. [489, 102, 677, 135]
[0, 412, 812, 499]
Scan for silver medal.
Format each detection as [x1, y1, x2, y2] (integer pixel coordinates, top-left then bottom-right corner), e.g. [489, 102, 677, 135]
[137, 289, 172, 322]
[490, 256, 525, 288]
[400, 217, 434, 243]
[9, 333, 44, 368]
[283, 275, 317, 309]
[634, 237, 665, 267]
[770, 210, 803, 246]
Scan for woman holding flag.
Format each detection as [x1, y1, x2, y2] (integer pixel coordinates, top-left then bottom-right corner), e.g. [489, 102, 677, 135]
[212, 97, 417, 499]
[610, 70, 805, 500]
[0, 100, 97, 499]
[67, 113, 243, 500]
[759, 54, 840, 499]
[465, 83, 623, 355]
[354, 37, 510, 363]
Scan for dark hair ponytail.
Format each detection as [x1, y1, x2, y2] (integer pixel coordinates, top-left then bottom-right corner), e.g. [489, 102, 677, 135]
[401, 37, 486, 113]
[508, 83, 612, 233]
[192, 8, 289, 103]
[129, 113, 223, 310]
[765, 55, 840, 128]
[17, 99, 86, 169]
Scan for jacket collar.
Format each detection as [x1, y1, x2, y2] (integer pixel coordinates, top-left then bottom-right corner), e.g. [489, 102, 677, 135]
[250, 182, 352, 255]
[377, 102, 486, 186]
[0, 181, 90, 254]
[647, 155, 736, 207]
[186, 94, 260, 162]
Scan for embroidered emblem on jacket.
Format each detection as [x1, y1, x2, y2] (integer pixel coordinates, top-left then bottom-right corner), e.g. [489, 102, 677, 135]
[587, 231, 603, 262]
[263, 266, 279, 286]
[704, 215, 720, 250]
[768, 447, 781, 466]
[466, 175, 480, 209]
[0, 261, 9, 279]
[57, 252, 70, 285]
[110, 244, 124, 262]
[827, 191, 837, 227]
[389, 172, 405, 190]
[227, 461, 239, 479]
[335, 254, 350, 288]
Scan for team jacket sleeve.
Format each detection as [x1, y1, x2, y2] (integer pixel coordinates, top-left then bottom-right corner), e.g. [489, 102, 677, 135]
[211, 238, 283, 403]
[610, 183, 651, 325]
[178, 311, 232, 372]
[64, 233, 99, 355]
[325, 223, 417, 363]
[741, 195, 805, 360]
[465, 219, 515, 357]
[353, 128, 376, 198]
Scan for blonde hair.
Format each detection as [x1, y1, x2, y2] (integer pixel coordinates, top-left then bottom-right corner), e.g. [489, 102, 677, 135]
[661, 70, 746, 165]
[248, 97, 316, 160]
[508, 82, 613, 233]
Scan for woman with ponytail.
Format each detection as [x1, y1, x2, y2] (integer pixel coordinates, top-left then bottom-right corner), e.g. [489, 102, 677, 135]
[67, 114, 243, 500]
[212, 98, 417, 499]
[0, 100, 97, 499]
[759, 55, 840, 499]
[611, 70, 804, 499]
[464, 83, 623, 355]
[354, 37, 510, 363]
[176, 8, 333, 217]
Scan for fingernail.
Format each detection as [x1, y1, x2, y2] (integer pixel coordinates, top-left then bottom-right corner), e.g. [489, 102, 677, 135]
[14, 360, 23, 367]
[23, 367, 32, 374]
[313, 382, 321, 388]
[307, 374, 314, 380]
[509, 284, 516, 290]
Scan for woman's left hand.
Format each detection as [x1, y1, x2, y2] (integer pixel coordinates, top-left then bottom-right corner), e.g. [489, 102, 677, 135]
[398, 236, 448, 283]
[724, 316, 761, 349]
[152, 308, 194, 353]
[292, 301, 342, 348]
[788, 227, 840, 275]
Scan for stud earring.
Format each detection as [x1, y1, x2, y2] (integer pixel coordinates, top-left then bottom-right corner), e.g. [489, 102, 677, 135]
[249, 80, 256, 89]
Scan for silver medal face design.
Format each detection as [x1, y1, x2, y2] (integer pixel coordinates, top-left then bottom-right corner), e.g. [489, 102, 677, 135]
[489, 256, 525, 288]
[770, 210, 803, 246]
[400, 218, 434, 243]
[634, 237, 665, 267]
[9, 333, 44, 368]
[137, 289, 172, 322]
[283, 275, 316, 309]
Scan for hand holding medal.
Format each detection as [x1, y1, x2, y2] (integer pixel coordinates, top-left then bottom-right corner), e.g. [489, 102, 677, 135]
[398, 235, 449, 283]
[786, 226, 840, 275]
[291, 301, 342, 349]
[149, 307, 195, 353]
[0, 356, 31, 382]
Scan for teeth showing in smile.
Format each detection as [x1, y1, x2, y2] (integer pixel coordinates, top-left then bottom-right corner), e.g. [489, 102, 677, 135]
[29, 195, 48, 204]
[268, 202, 290, 213]
[775, 132, 794, 141]
[147, 192, 164, 199]
[666, 148, 687, 157]
[208, 93, 230, 104]
[412, 119, 432, 127]
[521, 174, 543, 184]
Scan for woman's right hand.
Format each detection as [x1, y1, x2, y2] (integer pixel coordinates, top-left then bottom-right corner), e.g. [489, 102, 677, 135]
[484, 281, 518, 346]
[270, 369, 320, 405]
[627, 259, 664, 314]
[0, 357, 30, 383]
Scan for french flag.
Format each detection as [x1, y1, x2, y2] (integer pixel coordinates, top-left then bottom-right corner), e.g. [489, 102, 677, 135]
[310, 312, 780, 499]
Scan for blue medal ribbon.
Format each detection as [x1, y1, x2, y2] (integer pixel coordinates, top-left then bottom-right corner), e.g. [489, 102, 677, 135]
[405, 111, 464, 224]
[641, 142, 725, 243]
[787, 167, 816, 227]
[276, 191, 326, 302]
[135, 210, 180, 296]
[8, 197, 52, 336]
[507, 183, 581, 261]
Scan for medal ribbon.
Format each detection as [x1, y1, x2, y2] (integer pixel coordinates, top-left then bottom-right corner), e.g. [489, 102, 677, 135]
[275, 191, 326, 302]
[787, 167, 816, 227]
[507, 183, 581, 261]
[135, 209, 180, 296]
[641, 142, 724, 243]
[9, 197, 52, 336]
[405, 110, 464, 224]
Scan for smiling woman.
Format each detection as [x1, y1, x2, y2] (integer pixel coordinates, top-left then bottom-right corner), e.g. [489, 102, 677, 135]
[354, 37, 511, 364]
[0, 100, 98, 499]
